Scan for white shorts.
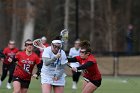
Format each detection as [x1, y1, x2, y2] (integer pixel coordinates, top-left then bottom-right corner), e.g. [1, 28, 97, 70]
[41, 73, 65, 86]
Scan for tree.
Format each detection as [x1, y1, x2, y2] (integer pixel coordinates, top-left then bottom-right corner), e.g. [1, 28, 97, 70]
[21, 0, 36, 49]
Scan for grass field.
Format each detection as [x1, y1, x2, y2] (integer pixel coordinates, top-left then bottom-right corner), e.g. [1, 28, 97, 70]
[0, 76, 140, 93]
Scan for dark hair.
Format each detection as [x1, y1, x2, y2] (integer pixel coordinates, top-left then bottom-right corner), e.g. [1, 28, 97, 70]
[53, 36, 62, 40]
[24, 39, 32, 46]
[80, 40, 92, 53]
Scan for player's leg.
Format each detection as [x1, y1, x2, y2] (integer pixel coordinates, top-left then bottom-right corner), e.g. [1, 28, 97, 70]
[20, 79, 30, 93]
[7, 63, 15, 89]
[75, 72, 81, 82]
[13, 81, 21, 93]
[20, 88, 28, 93]
[42, 83, 52, 93]
[82, 81, 97, 93]
[82, 79, 101, 93]
[53, 86, 64, 93]
[72, 71, 81, 89]
[0, 64, 9, 87]
[82, 80, 88, 89]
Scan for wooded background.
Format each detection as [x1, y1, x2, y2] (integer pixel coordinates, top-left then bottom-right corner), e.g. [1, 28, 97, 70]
[0, 0, 140, 53]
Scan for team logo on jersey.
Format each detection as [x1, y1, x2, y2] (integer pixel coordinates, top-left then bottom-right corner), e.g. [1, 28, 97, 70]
[7, 52, 16, 58]
[21, 60, 34, 64]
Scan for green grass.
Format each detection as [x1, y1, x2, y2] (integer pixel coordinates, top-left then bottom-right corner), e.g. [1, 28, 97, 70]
[0, 76, 140, 93]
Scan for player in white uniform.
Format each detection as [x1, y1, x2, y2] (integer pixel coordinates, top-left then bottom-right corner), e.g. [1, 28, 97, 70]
[41, 38, 68, 93]
[69, 39, 81, 89]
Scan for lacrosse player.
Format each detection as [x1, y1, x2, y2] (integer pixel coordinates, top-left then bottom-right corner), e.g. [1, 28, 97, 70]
[68, 40, 102, 93]
[0, 40, 19, 89]
[41, 37, 68, 93]
[12, 39, 42, 93]
[68, 39, 81, 89]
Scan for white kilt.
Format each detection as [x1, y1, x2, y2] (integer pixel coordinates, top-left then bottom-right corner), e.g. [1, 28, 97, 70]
[41, 73, 65, 86]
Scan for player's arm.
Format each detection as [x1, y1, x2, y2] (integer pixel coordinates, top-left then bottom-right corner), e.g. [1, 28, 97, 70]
[36, 62, 42, 76]
[67, 57, 78, 62]
[33, 55, 42, 79]
[42, 57, 57, 66]
[77, 61, 94, 70]
[42, 53, 61, 66]
[0, 50, 5, 62]
[71, 61, 94, 72]
[0, 50, 5, 59]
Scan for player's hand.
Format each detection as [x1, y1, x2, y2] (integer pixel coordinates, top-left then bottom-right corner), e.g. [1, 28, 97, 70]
[8, 57, 12, 63]
[32, 74, 38, 79]
[52, 76, 59, 81]
[55, 53, 61, 59]
[71, 67, 78, 72]
[0, 58, 4, 62]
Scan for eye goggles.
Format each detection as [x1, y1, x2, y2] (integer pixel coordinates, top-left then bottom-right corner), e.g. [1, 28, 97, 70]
[25, 43, 33, 46]
[80, 50, 87, 54]
[52, 44, 61, 49]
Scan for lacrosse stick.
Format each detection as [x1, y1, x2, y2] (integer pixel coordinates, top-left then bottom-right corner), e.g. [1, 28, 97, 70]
[33, 39, 46, 49]
[60, 29, 69, 50]
[53, 29, 69, 81]
[16, 62, 39, 79]
[66, 64, 82, 72]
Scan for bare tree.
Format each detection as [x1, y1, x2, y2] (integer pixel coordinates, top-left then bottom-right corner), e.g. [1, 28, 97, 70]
[11, 0, 17, 41]
[63, 0, 70, 51]
[90, 0, 95, 47]
[106, 0, 113, 52]
[21, 0, 35, 49]
[64, 0, 69, 29]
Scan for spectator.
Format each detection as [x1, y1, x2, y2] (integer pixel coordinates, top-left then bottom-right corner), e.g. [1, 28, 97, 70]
[126, 24, 134, 55]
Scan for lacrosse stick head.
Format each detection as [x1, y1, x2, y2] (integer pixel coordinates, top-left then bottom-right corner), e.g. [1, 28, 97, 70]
[33, 39, 46, 49]
[60, 29, 68, 42]
[60, 29, 69, 50]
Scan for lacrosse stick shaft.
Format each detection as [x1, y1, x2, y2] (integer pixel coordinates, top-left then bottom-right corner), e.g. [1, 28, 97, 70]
[66, 64, 82, 72]
[16, 63, 39, 79]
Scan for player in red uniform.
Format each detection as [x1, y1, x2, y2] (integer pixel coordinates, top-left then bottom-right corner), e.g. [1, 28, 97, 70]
[12, 39, 42, 93]
[68, 40, 102, 93]
[0, 40, 19, 89]
[39, 36, 49, 66]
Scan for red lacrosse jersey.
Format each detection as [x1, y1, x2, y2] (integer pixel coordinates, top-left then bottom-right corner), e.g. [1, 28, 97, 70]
[13, 51, 40, 81]
[3, 47, 19, 65]
[76, 54, 101, 80]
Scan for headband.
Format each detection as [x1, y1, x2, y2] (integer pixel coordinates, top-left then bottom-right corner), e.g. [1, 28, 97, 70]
[52, 40, 62, 44]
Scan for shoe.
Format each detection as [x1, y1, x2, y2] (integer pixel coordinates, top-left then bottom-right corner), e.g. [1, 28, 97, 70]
[72, 82, 77, 89]
[6, 83, 12, 89]
[0, 80, 2, 87]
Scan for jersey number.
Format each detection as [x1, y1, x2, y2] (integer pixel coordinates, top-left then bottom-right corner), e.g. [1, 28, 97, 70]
[24, 64, 30, 72]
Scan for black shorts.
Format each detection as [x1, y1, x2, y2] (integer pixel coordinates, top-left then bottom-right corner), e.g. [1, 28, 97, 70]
[84, 78, 102, 87]
[13, 76, 31, 88]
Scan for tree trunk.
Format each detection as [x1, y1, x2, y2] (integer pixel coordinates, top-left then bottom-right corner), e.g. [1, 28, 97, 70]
[90, 0, 95, 48]
[21, 1, 35, 49]
[106, 0, 113, 52]
[11, 0, 17, 41]
[64, 0, 69, 29]
[63, 0, 70, 51]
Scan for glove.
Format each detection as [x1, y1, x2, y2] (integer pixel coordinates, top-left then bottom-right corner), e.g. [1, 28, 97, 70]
[55, 53, 61, 59]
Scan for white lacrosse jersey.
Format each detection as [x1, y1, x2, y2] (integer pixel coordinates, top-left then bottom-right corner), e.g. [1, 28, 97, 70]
[69, 47, 80, 67]
[41, 46, 68, 86]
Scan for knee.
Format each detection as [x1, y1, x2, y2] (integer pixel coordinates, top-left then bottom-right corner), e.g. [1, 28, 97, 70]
[13, 88, 21, 93]
[13, 90, 20, 93]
